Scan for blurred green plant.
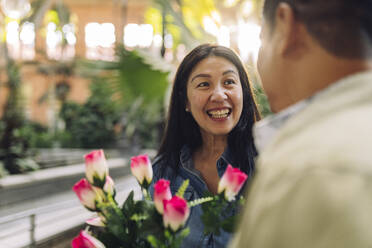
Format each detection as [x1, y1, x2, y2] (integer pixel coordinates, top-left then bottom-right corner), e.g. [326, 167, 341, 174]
[16, 121, 55, 148]
[123, 97, 165, 149]
[59, 79, 121, 148]
[145, 0, 213, 49]
[115, 47, 170, 105]
[245, 65, 272, 117]
[145, 0, 263, 50]
[0, 161, 8, 178]
[77, 45, 171, 149]
[0, 59, 39, 174]
[0, 122, 7, 178]
[79, 46, 170, 106]
[0, 0, 71, 175]
[253, 83, 272, 117]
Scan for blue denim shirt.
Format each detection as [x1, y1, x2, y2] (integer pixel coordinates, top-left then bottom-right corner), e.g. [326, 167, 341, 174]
[149, 145, 238, 248]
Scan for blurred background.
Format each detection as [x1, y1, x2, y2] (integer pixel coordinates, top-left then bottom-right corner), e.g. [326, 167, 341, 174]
[0, 0, 270, 247]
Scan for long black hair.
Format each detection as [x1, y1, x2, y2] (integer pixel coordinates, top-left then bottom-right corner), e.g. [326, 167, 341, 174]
[157, 44, 261, 177]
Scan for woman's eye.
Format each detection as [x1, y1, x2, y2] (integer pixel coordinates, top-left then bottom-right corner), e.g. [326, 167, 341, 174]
[197, 82, 209, 87]
[224, 80, 235, 85]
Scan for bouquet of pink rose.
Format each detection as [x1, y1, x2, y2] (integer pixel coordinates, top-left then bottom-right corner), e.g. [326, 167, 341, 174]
[71, 150, 248, 248]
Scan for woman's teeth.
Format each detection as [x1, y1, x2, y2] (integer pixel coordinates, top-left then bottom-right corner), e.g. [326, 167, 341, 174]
[207, 109, 230, 118]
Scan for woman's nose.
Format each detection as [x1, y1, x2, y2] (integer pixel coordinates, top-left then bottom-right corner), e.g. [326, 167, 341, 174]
[210, 85, 227, 102]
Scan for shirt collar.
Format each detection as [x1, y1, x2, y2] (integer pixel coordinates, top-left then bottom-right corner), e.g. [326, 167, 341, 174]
[253, 98, 311, 153]
[180, 145, 194, 171]
[253, 70, 372, 153]
[179, 144, 234, 176]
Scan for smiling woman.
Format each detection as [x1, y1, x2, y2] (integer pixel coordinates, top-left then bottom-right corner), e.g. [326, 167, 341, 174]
[149, 44, 261, 248]
[186, 56, 243, 138]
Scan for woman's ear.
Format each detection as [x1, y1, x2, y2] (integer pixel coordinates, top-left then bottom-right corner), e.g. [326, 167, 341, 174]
[185, 102, 190, 112]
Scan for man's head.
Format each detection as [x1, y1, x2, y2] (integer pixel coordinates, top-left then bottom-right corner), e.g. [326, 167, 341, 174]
[258, 0, 372, 112]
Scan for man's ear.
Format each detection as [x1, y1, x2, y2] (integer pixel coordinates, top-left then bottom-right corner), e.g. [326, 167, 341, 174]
[275, 3, 304, 58]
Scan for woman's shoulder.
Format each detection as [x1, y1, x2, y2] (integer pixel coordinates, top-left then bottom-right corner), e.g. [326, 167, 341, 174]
[152, 156, 162, 178]
[152, 155, 176, 181]
[150, 155, 185, 196]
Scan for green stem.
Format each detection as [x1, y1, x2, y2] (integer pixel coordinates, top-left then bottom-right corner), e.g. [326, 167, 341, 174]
[142, 188, 151, 201]
[188, 196, 214, 207]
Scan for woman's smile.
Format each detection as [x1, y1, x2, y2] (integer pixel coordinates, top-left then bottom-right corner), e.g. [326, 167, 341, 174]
[206, 107, 232, 121]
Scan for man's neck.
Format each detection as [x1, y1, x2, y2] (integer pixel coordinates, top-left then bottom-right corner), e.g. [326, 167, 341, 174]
[279, 49, 372, 112]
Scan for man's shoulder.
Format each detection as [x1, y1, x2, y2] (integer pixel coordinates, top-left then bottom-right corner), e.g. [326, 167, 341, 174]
[151, 156, 191, 196]
[236, 163, 372, 248]
[261, 95, 372, 166]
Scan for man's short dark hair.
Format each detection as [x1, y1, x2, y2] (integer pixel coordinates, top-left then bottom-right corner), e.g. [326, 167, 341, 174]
[263, 0, 372, 59]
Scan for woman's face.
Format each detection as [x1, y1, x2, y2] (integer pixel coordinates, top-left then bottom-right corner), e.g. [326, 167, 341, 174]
[186, 56, 243, 138]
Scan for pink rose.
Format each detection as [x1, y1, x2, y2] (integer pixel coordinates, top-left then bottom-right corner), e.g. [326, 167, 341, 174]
[217, 164, 248, 201]
[73, 178, 99, 210]
[86, 215, 106, 227]
[103, 176, 115, 196]
[163, 196, 190, 232]
[130, 154, 153, 187]
[84, 150, 108, 187]
[71, 230, 106, 248]
[154, 179, 172, 214]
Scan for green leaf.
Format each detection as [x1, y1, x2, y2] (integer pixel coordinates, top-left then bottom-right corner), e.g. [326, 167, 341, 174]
[92, 173, 106, 188]
[200, 194, 225, 235]
[179, 228, 190, 239]
[201, 209, 221, 235]
[130, 213, 148, 222]
[100, 204, 129, 244]
[121, 191, 135, 219]
[221, 215, 236, 233]
[114, 46, 170, 107]
[95, 228, 124, 247]
[176, 179, 189, 198]
[140, 210, 164, 240]
[171, 227, 190, 248]
[147, 235, 160, 248]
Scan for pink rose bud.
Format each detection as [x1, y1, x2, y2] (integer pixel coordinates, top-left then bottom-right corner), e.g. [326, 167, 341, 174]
[130, 154, 153, 187]
[154, 179, 172, 214]
[85, 150, 108, 187]
[103, 176, 115, 196]
[73, 178, 99, 211]
[163, 196, 190, 232]
[86, 215, 106, 227]
[217, 164, 248, 201]
[71, 230, 106, 248]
